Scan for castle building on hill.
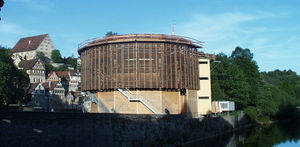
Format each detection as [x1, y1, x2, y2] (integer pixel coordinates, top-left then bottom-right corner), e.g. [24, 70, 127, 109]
[11, 34, 56, 66]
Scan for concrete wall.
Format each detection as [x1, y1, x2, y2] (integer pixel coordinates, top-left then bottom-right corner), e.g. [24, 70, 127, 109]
[0, 112, 252, 146]
[197, 58, 212, 115]
[94, 90, 193, 115]
[187, 90, 198, 117]
[36, 35, 56, 59]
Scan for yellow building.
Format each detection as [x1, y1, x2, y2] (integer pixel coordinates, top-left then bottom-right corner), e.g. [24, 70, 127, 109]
[79, 34, 212, 117]
[197, 58, 212, 115]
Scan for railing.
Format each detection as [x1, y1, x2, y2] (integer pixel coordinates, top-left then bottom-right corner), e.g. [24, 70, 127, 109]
[117, 88, 158, 114]
[78, 37, 97, 49]
[82, 100, 91, 112]
[127, 89, 162, 114]
[78, 34, 204, 51]
[199, 53, 215, 60]
[86, 91, 110, 113]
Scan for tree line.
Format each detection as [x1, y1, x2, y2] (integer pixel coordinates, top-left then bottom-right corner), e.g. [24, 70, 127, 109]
[36, 49, 77, 73]
[0, 46, 30, 106]
[211, 47, 300, 121]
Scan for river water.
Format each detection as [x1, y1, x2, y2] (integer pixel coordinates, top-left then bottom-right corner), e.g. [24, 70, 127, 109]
[188, 121, 300, 147]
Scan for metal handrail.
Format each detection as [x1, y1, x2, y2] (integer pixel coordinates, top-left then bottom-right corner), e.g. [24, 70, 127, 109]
[78, 34, 204, 50]
[133, 90, 161, 113]
[117, 88, 158, 114]
[123, 88, 166, 113]
[87, 91, 110, 113]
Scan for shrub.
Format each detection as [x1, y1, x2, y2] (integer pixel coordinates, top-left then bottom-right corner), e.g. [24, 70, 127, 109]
[244, 106, 257, 122]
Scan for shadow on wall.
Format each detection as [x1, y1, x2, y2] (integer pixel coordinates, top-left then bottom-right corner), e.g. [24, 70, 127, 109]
[0, 95, 74, 112]
[0, 112, 244, 146]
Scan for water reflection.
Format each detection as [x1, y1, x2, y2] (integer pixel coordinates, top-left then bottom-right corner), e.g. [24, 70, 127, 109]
[189, 121, 300, 147]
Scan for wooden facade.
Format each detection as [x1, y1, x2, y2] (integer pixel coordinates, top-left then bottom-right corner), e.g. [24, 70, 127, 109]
[79, 35, 201, 91]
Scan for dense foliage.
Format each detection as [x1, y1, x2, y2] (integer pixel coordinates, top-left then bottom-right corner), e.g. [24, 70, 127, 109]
[51, 50, 63, 63]
[211, 47, 300, 121]
[105, 31, 118, 36]
[37, 51, 77, 72]
[0, 0, 4, 21]
[0, 46, 30, 106]
[241, 122, 300, 147]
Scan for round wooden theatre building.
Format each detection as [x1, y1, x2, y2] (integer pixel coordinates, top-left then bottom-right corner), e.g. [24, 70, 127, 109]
[78, 34, 210, 116]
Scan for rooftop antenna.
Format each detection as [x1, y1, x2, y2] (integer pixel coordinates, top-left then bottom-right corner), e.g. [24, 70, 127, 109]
[172, 21, 176, 35]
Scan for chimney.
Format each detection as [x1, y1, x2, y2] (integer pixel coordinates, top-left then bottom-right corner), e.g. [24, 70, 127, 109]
[172, 23, 176, 35]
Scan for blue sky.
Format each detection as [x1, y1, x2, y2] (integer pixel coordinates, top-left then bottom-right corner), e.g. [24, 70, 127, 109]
[1, 0, 300, 74]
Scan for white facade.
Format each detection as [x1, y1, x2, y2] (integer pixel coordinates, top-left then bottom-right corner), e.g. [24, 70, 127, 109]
[12, 35, 56, 67]
[69, 72, 81, 92]
[29, 61, 46, 83]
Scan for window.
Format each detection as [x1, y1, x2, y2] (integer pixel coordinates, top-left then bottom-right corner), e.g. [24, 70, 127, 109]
[221, 103, 228, 109]
[199, 97, 209, 99]
[199, 77, 209, 80]
[199, 61, 208, 64]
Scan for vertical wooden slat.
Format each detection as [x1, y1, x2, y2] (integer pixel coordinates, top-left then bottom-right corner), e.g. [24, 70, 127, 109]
[162, 43, 164, 88]
[149, 43, 153, 88]
[174, 44, 177, 89]
[114, 44, 118, 88]
[98, 47, 101, 90]
[127, 43, 130, 88]
[136, 42, 139, 88]
[155, 43, 158, 88]
[80, 40, 200, 91]
[143, 43, 146, 88]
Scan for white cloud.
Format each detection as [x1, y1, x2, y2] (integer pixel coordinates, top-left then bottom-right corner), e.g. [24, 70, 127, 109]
[0, 22, 37, 48]
[177, 12, 273, 53]
[0, 22, 31, 35]
[176, 11, 300, 73]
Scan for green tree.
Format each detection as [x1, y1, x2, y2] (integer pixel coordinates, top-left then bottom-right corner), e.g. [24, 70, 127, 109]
[105, 31, 118, 37]
[51, 50, 63, 63]
[0, 0, 4, 21]
[65, 56, 77, 69]
[56, 64, 68, 71]
[0, 46, 30, 106]
[230, 47, 260, 106]
[211, 47, 300, 122]
[36, 51, 54, 73]
[211, 53, 250, 109]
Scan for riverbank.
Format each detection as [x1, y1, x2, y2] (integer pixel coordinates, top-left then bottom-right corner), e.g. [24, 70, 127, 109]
[1, 112, 255, 146]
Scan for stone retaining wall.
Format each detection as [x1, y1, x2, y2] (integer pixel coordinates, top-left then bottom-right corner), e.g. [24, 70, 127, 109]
[0, 112, 251, 146]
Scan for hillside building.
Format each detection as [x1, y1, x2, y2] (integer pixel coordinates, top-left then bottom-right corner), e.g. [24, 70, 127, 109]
[11, 34, 56, 66]
[18, 58, 46, 83]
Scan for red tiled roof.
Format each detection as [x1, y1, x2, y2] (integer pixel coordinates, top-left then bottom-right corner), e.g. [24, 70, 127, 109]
[56, 71, 70, 81]
[46, 71, 56, 80]
[27, 83, 39, 94]
[42, 81, 59, 91]
[12, 34, 48, 53]
[18, 58, 40, 70]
